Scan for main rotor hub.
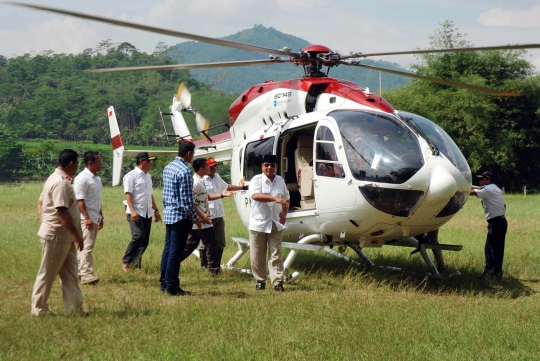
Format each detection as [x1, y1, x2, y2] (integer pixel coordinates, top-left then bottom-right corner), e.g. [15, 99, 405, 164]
[294, 45, 341, 77]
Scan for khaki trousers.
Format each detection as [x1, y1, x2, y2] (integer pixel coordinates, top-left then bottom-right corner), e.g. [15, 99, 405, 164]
[31, 237, 83, 316]
[78, 220, 98, 278]
[249, 222, 284, 286]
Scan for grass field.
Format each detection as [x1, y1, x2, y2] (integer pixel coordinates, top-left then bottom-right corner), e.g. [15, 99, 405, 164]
[1, 183, 539, 360]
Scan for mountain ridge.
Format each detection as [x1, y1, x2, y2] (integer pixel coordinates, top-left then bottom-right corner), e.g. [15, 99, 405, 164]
[173, 25, 410, 93]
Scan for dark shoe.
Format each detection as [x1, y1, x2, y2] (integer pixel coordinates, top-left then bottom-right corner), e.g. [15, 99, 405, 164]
[273, 282, 285, 292]
[255, 282, 266, 290]
[492, 272, 503, 281]
[163, 288, 191, 296]
[208, 268, 221, 276]
[436, 266, 445, 274]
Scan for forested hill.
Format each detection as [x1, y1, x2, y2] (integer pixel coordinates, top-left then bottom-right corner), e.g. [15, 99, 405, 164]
[173, 25, 411, 93]
[0, 42, 237, 145]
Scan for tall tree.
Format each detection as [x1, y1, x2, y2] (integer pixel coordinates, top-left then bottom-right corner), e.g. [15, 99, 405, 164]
[385, 21, 540, 191]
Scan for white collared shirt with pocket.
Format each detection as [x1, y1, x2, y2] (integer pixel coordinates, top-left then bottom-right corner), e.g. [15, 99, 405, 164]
[123, 167, 154, 218]
[73, 168, 103, 224]
[248, 174, 290, 233]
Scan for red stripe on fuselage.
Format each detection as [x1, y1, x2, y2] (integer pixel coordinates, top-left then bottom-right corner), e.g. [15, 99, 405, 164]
[228, 77, 394, 126]
[194, 132, 231, 147]
[111, 134, 123, 150]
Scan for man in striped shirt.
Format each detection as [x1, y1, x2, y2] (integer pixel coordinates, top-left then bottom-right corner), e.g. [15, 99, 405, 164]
[160, 141, 197, 296]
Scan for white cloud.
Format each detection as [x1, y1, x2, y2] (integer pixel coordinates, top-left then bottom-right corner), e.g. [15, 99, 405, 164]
[478, 6, 540, 28]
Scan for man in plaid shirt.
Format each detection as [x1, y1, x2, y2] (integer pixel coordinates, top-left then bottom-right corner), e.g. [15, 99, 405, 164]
[160, 141, 197, 296]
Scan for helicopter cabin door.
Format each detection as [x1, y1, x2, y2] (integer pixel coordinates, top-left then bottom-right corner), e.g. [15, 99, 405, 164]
[313, 120, 357, 210]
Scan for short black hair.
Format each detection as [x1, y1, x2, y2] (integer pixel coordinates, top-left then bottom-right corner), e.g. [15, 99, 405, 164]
[178, 141, 196, 157]
[83, 151, 99, 166]
[58, 149, 79, 168]
[192, 158, 208, 172]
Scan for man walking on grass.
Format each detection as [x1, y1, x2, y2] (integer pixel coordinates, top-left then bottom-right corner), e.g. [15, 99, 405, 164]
[160, 141, 197, 296]
[122, 152, 162, 272]
[73, 151, 103, 285]
[32, 149, 84, 317]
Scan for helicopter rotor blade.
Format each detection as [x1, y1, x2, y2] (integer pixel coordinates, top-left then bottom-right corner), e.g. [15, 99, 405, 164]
[342, 61, 522, 97]
[177, 83, 191, 108]
[195, 113, 210, 133]
[7, 2, 300, 58]
[85, 59, 284, 73]
[342, 44, 540, 59]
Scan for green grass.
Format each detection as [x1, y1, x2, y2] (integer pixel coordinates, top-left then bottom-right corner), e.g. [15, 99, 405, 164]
[1, 184, 539, 360]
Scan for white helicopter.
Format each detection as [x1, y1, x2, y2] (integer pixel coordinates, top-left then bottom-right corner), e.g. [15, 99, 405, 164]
[11, 2, 540, 279]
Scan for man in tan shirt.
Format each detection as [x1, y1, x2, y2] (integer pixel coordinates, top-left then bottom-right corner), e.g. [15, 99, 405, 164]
[32, 149, 84, 317]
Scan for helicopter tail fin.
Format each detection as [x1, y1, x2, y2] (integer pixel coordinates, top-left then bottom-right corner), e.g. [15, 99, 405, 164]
[107, 106, 124, 186]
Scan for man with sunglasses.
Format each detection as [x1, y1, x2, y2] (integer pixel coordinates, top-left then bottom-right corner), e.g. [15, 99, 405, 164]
[248, 154, 290, 291]
[198, 158, 245, 268]
[121, 152, 162, 272]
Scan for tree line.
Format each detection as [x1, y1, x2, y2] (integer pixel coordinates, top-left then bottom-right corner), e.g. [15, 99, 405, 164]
[1, 22, 540, 191]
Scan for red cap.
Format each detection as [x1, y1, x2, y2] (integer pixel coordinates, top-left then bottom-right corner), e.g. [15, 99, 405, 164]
[207, 158, 218, 167]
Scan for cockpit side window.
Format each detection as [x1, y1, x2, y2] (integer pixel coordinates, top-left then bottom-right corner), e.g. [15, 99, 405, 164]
[243, 137, 275, 181]
[397, 111, 472, 183]
[315, 125, 345, 179]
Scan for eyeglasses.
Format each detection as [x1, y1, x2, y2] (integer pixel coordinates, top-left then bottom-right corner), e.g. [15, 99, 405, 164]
[210, 165, 218, 169]
[262, 163, 276, 168]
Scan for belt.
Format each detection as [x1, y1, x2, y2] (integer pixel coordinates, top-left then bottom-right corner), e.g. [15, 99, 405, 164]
[487, 215, 505, 223]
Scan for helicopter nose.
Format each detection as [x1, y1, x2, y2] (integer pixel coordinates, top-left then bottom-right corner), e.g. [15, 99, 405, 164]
[425, 166, 457, 205]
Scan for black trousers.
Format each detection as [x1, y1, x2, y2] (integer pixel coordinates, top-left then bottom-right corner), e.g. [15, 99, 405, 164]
[123, 214, 152, 268]
[485, 216, 508, 275]
[179, 227, 220, 273]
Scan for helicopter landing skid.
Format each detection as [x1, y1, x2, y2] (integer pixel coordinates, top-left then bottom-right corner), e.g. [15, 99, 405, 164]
[225, 236, 323, 282]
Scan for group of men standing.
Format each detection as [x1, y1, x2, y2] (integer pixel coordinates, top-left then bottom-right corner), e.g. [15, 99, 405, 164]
[31, 145, 507, 317]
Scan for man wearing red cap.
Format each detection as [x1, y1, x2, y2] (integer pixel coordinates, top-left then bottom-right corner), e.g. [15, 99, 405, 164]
[470, 170, 508, 279]
[199, 158, 245, 267]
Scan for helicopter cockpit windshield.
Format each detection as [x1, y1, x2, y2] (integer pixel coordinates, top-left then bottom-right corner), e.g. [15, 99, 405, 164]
[330, 110, 424, 184]
[397, 111, 472, 183]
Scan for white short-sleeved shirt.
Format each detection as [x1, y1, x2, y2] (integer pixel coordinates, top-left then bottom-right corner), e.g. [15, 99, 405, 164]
[248, 174, 290, 233]
[474, 183, 506, 220]
[123, 167, 154, 218]
[203, 173, 228, 219]
[38, 168, 81, 242]
[193, 174, 213, 230]
[73, 168, 103, 223]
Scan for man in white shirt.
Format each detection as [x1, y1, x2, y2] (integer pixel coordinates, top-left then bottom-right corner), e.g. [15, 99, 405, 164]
[122, 152, 162, 272]
[73, 151, 103, 285]
[470, 170, 508, 279]
[248, 154, 290, 291]
[199, 158, 245, 268]
[179, 158, 234, 275]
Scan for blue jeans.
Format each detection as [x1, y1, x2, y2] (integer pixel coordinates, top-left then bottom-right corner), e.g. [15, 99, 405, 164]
[160, 219, 192, 293]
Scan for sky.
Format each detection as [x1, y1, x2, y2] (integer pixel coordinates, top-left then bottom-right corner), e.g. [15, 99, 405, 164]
[1, 0, 539, 70]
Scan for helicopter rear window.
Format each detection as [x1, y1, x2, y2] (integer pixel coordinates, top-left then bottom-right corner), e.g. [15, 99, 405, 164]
[243, 137, 275, 181]
[330, 110, 424, 184]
